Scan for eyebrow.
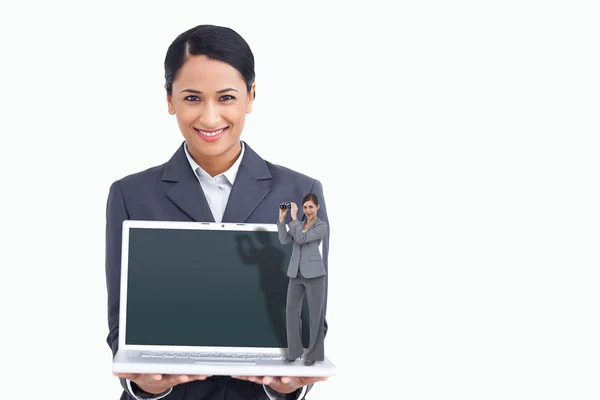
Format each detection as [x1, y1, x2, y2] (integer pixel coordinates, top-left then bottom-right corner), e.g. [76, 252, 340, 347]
[180, 88, 239, 94]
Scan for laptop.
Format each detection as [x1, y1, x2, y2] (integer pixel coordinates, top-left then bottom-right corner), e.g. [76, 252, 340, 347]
[112, 219, 336, 377]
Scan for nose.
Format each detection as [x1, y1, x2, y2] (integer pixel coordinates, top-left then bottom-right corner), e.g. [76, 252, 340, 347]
[200, 101, 220, 127]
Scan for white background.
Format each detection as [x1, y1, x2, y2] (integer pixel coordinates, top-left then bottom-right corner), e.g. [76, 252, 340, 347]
[1, 1, 599, 399]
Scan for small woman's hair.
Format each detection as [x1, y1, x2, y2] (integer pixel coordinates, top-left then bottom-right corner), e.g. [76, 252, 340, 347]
[302, 193, 319, 206]
[164, 24, 255, 98]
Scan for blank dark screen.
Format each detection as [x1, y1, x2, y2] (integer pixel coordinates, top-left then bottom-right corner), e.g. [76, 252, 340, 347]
[125, 227, 310, 348]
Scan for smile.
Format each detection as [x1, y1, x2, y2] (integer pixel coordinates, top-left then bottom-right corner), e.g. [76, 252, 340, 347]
[194, 127, 229, 142]
[194, 127, 228, 137]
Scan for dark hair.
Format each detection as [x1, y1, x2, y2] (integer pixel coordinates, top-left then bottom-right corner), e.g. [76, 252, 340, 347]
[302, 193, 319, 206]
[164, 24, 255, 99]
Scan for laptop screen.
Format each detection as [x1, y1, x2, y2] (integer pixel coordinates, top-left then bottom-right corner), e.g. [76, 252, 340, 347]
[124, 226, 310, 348]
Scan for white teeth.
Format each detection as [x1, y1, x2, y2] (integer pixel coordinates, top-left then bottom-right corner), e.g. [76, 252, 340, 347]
[197, 128, 224, 137]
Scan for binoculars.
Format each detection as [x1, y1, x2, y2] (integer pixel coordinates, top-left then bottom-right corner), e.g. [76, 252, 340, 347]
[279, 203, 291, 209]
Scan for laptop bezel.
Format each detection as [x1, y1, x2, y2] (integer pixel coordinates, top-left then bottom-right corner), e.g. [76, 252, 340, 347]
[118, 219, 290, 355]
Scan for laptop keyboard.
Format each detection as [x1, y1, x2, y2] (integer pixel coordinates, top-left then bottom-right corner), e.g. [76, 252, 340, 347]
[141, 351, 285, 360]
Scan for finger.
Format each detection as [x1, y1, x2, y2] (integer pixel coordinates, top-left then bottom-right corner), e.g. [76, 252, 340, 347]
[191, 375, 211, 380]
[261, 376, 275, 385]
[280, 376, 293, 384]
[131, 374, 163, 384]
[232, 375, 253, 382]
[149, 374, 163, 381]
[236, 376, 264, 384]
[113, 372, 138, 380]
[305, 376, 328, 384]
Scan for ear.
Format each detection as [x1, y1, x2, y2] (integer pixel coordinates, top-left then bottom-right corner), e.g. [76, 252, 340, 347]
[246, 82, 256, 114]
[165, 84, 175, 115]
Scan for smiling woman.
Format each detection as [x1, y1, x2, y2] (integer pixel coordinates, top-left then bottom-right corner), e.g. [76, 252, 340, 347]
[104, 24, 331, 400]
[164, 26, 256, 176]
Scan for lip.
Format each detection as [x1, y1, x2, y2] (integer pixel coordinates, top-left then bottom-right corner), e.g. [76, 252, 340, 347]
[194, 127, 229, 142]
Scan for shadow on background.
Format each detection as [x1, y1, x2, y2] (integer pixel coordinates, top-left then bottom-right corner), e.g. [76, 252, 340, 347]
[236, 230, 309, 348]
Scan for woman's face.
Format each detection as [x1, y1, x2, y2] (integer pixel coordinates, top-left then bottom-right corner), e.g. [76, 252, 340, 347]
[303, 200, 319, 219]
[166, 55, 255, 161]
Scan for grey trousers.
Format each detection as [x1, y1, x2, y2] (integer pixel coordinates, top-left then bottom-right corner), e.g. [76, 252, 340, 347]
[286, 273, 326, 361]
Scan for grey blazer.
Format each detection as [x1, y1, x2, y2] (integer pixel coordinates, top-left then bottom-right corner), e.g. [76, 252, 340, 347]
[105, 141, 330, 400]
[277, 218, 328, 279]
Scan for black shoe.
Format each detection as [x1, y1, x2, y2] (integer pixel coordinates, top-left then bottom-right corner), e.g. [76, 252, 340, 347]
[285, 358, 296, 362]
[304, 360, 315, 366]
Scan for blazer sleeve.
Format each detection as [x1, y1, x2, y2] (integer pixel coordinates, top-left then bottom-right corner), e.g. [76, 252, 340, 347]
[105, 180, 172, 399]
[287, 219, 327, 244]
[105, 180, 128, 356]
[277, 219, 293, 245]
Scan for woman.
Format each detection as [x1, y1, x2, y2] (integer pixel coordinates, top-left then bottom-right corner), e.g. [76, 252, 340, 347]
[105, 24, 330, 400]
[277, 194, 328, 367]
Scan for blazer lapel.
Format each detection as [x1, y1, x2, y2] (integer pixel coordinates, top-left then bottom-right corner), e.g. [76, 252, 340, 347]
[304, 218, 320, 231]
[222, 142, 272, 223]
[162, 143, 215, 222]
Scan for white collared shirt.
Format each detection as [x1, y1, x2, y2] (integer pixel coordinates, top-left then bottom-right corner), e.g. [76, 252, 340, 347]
[184, 141, 245, 223]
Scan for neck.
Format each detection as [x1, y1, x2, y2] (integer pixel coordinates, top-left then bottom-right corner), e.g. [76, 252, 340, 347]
[190, 141, 242, 177]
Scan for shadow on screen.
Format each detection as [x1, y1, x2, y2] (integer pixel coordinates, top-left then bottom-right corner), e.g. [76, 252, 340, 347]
[235, 229, 309, 348]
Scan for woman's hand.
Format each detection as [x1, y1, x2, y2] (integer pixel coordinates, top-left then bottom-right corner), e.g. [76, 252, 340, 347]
[233, 375, 328, 395]
[114, 372, 211, 395]
[279, 204, 288, 222]
[290, 202, 298, 220]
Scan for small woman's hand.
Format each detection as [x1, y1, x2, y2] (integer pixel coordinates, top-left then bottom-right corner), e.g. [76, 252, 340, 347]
[290, 202, 298, 219]
[279, 205, 288, 221]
